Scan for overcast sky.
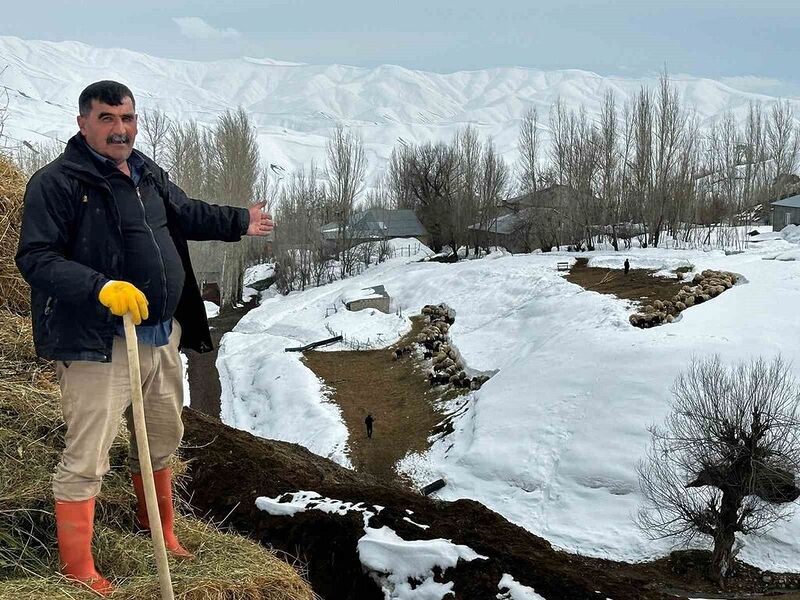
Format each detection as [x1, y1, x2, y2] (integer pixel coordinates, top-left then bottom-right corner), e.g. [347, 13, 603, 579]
[3, 0, 799, 96]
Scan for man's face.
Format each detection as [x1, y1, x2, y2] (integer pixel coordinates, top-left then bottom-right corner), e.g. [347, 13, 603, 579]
[77, 97, 138, 164]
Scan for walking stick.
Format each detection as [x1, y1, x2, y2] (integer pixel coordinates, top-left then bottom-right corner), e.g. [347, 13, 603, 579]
[123, 313, 175, 600]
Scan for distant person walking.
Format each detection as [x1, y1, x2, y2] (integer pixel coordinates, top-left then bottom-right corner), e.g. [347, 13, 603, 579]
[365, 414, 375, 439]
[624, 258, 630, 275]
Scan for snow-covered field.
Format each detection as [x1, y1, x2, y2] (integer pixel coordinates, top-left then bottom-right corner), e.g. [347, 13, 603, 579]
[219, 230, 800, 573]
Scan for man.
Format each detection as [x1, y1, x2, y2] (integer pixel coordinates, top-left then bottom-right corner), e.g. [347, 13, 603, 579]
[624, 258, 630, 275]
[365, 414, 375, 439]
[15, 80, 273, 596]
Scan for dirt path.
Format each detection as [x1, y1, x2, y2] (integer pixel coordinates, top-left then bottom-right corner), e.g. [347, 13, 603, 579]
[565, 257, 686, 304]
[303, 317, 451, 482]
[185, 298, 257, 417]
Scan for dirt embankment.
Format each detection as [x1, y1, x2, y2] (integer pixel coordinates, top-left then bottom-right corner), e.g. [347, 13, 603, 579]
[181, 409, 800, 600]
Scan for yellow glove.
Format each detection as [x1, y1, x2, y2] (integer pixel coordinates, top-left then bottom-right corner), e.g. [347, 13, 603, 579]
[98, 281, 149, 325]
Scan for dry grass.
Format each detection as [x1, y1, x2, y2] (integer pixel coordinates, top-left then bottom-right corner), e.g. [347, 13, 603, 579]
[0, 157, 315, 599]
[0, 155, 29, 314]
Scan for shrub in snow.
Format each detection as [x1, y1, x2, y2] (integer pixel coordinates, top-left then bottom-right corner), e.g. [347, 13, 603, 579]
[637, 356, 800, 586]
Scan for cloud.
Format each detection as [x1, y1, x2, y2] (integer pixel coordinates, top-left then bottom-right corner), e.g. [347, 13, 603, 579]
[173, 17, 241, 41]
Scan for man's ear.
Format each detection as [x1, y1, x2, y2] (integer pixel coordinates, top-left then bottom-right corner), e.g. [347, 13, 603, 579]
[77, 114, 86, 135]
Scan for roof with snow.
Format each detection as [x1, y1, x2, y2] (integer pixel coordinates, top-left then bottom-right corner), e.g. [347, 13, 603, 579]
[322, 209, 427, 240]
[772, 194, 800, 209]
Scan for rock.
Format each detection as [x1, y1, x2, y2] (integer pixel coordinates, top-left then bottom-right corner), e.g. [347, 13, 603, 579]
[685, 296, 695, 307]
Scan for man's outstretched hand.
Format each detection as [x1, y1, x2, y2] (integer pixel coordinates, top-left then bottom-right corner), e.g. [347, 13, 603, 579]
[247, 201, 275, 236]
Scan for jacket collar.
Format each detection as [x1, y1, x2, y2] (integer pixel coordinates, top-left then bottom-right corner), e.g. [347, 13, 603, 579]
[61, 133, 152, 188]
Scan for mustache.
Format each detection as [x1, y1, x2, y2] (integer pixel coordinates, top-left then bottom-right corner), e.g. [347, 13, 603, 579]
[106, 134, 130, 144]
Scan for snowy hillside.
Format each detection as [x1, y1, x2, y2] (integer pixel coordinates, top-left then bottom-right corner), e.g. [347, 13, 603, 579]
[218, 232, 800, 573]
[2, 35, 799, 184]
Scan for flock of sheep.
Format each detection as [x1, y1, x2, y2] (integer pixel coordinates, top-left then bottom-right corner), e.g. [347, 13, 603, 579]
[629, 269, 739, 328]
[393, 303, 491, 390]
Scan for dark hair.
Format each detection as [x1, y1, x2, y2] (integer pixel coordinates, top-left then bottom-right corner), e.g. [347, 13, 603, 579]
[78, 80, 135, 116]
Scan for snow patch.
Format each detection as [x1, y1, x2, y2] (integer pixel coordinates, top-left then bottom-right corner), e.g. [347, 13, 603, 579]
[256, 490, 486, 599]
[496, 574, 546, 600]
[204, 301, 219, 319]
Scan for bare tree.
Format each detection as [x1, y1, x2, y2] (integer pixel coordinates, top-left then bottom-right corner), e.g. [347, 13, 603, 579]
[637, 356, 800, 585]
[14, 138, 64, 177]
[475, 138, 509, 253]
[517, 106, 541, 196]
[325, 125, 367, 275]
[404, 141, 458, 253]
[166, 120, 209, 197]
[386, 144, 416, 210]
[451, 126, 482, 258]
[767, 101, 800, 201]
[243, 165, 275, 266]
[139, 108, 173, 164]
[212, 108, 260, 309]
[272, 164, 327, 293]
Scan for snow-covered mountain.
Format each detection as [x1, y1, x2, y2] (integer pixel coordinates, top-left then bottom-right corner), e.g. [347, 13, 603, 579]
[2, 35, 799, 185]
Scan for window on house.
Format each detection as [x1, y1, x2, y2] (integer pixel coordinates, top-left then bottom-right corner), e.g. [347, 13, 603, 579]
[787, 212, 792, 226]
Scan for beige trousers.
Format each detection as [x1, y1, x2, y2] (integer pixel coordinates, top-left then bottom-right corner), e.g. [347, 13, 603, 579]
[53, 320, 184, 501]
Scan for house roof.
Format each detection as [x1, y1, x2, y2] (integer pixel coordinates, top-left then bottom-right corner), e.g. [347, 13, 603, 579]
[772, 194, 800, 209]
[507, 184, 595, 209]
[468, 211, 522, 235]
[322, 208, 428, 240]
[469, 205, 563, 235]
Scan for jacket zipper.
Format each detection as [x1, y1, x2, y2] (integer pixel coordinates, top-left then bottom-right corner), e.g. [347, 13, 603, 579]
[136, 186, 168, 322]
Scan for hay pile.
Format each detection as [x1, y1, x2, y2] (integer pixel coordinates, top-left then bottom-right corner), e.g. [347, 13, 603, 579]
[0, 156, 314, 599]
[0, 155, 29, 314]
[629, 269, 739, 328]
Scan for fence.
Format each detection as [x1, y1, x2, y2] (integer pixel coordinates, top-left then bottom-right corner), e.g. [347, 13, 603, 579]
[324, 322, 387, 351]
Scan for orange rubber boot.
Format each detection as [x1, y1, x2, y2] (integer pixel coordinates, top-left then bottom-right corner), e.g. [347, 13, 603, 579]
[132, 468, 194, 559]
[54, 498, 114, 597]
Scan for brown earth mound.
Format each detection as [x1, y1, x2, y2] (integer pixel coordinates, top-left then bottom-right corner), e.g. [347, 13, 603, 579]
[181, 409, 800, 600]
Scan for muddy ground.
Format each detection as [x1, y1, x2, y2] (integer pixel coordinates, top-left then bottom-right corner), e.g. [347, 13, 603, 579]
[565, 257, 686, 305]
[303, 316, 457, 481]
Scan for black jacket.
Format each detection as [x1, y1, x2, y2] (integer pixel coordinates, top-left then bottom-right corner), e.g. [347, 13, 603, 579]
[15, 133, 250, 362]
